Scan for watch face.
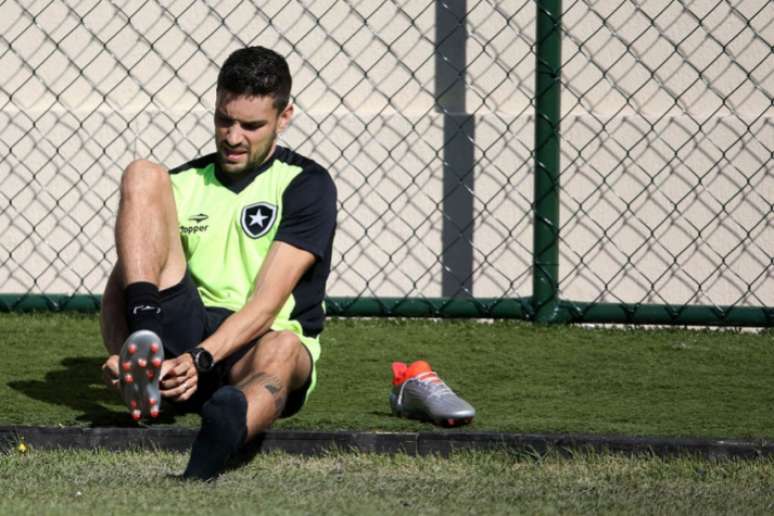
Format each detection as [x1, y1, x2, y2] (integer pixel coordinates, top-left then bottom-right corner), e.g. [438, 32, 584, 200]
[193, 349, 214, 372]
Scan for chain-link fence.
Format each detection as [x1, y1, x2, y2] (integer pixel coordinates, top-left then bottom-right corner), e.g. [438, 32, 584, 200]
[556, 0, 773, 324]
[0, 1, 771, 325]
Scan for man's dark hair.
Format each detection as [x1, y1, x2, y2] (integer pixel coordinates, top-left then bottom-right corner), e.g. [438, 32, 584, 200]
[217, 46, 292, 111]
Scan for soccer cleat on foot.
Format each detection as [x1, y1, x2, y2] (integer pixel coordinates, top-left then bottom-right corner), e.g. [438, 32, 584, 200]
[389, 360, 475, 427]
[119, 330, 164, 421]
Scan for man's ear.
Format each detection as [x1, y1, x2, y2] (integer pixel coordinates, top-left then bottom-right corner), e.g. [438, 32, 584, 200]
[276, 102, 294, 134]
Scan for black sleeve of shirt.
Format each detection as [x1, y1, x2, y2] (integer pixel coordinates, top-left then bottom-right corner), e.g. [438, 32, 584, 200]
[274, 164, 337, 261]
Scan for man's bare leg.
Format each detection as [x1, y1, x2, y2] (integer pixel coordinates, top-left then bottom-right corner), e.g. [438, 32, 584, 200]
[101, 265, 129, 358]
[234, 331, 312, 437]
[115, 159, 186, 289]
[100, 159, 186, 386]
[182, 331, 312, 480]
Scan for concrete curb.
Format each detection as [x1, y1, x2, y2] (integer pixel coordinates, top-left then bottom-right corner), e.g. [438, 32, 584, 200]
[2, 426, 773, 459]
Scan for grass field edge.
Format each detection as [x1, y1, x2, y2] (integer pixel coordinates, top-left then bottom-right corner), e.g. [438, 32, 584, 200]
[2, 426, 773, 460]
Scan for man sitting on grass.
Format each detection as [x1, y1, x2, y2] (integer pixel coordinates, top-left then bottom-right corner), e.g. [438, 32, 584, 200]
[99, 46, 337, 481]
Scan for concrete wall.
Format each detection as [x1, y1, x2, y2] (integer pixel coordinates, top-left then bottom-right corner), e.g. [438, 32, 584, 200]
[0, 0, 771, 307]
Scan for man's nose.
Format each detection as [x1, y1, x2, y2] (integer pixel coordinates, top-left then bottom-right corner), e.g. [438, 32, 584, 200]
[225, 125, 242, 146]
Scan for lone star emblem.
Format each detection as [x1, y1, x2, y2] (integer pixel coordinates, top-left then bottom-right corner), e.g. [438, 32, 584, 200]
[249, 210, 268, 227]
[241, 202, 277, 239]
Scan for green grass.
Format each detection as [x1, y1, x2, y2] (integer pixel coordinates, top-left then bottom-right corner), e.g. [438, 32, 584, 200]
[2, 448, 774, 515]
[1, 313, 774, 439]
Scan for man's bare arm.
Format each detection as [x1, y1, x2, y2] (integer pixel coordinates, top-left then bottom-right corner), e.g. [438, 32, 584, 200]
[198, 240, 315, 363]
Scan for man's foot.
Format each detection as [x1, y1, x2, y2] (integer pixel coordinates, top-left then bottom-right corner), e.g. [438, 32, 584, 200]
[389, 360, 475, 427]
[183, 386, 248, 481]
[119, 330, 164, 421]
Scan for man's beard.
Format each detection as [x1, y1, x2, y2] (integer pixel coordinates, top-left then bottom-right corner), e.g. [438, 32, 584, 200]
[216, 133, 276, 174]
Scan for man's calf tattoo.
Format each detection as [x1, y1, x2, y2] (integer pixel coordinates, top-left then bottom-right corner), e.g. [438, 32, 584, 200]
[251, 372, 287, 418]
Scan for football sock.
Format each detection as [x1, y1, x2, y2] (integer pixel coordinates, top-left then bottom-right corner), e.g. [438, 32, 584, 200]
[124, 282, 163, 337]
[183, 385, 248, 481]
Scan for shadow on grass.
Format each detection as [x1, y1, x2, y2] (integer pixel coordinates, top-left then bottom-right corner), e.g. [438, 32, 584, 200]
[7, 356, 182, 427]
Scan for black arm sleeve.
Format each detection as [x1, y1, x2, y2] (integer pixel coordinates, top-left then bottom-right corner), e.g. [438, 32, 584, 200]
[274, 164, 337, 261]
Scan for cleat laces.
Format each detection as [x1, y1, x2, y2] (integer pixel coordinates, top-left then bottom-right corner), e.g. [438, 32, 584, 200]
[399, 371, 456, 403]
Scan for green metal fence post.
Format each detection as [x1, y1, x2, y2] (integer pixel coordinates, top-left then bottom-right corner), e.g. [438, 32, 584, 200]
[532, 0, 563, 323]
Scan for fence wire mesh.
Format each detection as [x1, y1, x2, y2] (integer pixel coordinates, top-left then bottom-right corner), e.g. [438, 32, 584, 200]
[0, 0, 771, 323]
[558, 0, 773, 313]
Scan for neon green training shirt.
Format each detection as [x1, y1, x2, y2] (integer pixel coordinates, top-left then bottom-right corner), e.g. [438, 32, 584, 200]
[168, 145, 337, 361]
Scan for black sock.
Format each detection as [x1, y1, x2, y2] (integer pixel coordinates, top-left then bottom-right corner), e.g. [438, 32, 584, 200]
[125, 282, 163, 337]
[183, 386, 248, 481]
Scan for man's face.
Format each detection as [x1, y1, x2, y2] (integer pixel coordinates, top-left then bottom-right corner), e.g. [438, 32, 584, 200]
[214, 91, 293, 175]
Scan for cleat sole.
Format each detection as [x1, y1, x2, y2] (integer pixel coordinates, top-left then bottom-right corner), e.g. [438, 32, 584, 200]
[119, 330, 164, 422]
[438, 416, 474, 428]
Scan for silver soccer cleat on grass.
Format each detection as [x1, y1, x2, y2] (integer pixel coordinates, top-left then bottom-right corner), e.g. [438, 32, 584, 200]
[389, 360, 475, 427]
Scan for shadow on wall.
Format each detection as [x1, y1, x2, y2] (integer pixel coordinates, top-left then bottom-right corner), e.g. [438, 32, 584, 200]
[7, 356, 182, 427]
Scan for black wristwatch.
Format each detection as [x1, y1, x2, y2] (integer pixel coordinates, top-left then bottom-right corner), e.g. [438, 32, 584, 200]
[187, 348, 215, 374]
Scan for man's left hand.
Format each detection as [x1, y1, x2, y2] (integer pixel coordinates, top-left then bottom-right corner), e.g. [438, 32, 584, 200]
[160, 354, 198, 401]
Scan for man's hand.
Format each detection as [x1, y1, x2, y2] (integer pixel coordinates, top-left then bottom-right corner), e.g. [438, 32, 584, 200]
[160, 353, 198, 402]
[101, 355, 120, 391]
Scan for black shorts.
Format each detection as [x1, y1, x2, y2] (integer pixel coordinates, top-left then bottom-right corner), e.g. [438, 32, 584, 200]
[159, 271, 312, 417]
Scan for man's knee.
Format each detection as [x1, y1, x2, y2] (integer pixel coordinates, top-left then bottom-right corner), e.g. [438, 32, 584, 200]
[120, 159, 170, 199]
[231, 331, 309, 386]
[257, 331, 305, 366]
